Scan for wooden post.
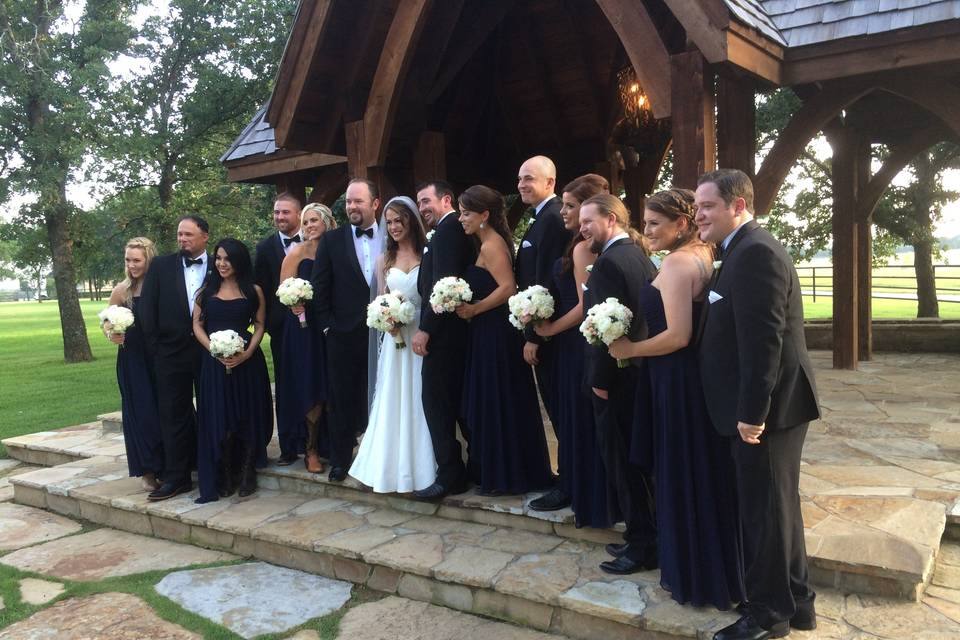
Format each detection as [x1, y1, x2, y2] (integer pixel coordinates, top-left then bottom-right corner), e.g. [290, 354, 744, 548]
[716, 74, 756, 177]
[829, 125, 859, 370]
[670, 51, 716, 189]
[345, 120, 368, 179]
[275, 174, 306, 207]
[413, 131, 447, 184]
[855, 137, 872, 361]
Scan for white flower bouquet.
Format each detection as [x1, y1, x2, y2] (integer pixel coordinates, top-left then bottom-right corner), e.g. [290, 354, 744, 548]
[98, 305, 135, 347]
[367, 292, 417, 349]
[425, 230, 435, 242]
[580, 297, 633, 368]
[508, 285, 555, 334]
[276, 277, 314, 327]
[208, 330, 245, 374]
[429, 277, 473, 315]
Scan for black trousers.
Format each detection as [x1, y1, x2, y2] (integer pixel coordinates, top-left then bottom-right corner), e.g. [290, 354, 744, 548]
[591, 368, 656, 560]
[421, 342, 468, 490]
[532, 344, 558, 440]
[325, 326, 368, 469]
[153, 345, 202, 486]
[732, 422, 813, 628]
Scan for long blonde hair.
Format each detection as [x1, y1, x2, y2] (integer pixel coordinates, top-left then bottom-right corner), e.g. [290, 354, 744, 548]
[301, 203, 336, 234]
[580, 194, 647, 253]
[121, 237, 157, 307]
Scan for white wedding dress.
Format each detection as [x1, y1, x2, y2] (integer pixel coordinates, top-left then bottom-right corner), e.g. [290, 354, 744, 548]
[349, 265, 437, 493]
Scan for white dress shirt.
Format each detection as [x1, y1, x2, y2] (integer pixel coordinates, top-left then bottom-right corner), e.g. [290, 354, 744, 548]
[721, 218, 753, 253]
[533, 194, 556, 217]
[602, 232, 629, 254]
[352, 220, 379, 285]
[183, 252, 207, 317]
[279, 230, 301, 256]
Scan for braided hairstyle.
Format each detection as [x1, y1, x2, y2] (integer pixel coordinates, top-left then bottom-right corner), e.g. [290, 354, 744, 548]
[644, 189, 698, 251]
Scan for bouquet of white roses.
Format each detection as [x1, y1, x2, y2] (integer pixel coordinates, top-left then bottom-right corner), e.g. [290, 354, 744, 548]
[208, 330, 245, 374]
[276, 277, 314, 327]
[98, 305, 135, 347]
[429, 277, 473, 314]
[508, 285, 555, 333]
[580, 297, 633, 368]
[367, 292, 417, 349]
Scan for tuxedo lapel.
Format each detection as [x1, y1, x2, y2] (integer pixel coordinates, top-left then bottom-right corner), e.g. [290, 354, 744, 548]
[173, 255, 191, 319]
[343, 226, 366, 284]
[713, 219, 758, 289]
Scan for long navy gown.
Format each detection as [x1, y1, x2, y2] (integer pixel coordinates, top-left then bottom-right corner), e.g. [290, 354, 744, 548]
[196, 296, 273, 502]
[461, 265, 552, 494]
[547, 259, 619, 528]
[275, 258, 329, 459]
[116, 297, 164, 479]
[634, 284, 745, 609]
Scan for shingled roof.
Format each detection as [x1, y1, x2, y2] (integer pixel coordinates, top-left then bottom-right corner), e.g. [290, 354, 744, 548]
[219, 104, 277, 163]
[730, 0, 960, 48]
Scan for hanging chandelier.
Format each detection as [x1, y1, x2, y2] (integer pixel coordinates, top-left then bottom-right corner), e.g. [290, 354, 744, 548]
[617, 67, 652, 129]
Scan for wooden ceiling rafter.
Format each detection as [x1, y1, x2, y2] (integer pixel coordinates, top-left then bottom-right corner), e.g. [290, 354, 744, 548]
[517, 14, 567, 150]
[561, 0, 607, 137]
[410, 0, 465, 102]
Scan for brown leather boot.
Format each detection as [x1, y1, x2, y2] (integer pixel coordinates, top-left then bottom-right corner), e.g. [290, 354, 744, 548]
[305, 417, 325, 474]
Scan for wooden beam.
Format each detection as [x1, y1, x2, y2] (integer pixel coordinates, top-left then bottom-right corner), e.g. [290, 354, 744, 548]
[724, 28, 782, 85]
[269, 0, 334, 148]
[363, 0, 433, 167]
[412, 0, 464, 98]
[857, 125, 944, 222]
[753, 81, 874, 217]
[594, 0, 671, 118]
[875, 76, 960, 141]
[309, 168, 349, 206]
[225, 152, 347, 183]
[661, 0, 730, 62]
[345, 120, 367, 179]
[670, 51, 716, 190]
[716, 74, 756, 177]
[517, 22, 565, 149]
[413, 131, 447, 183]
[560, 2, 606, 135]
[855, 137, 872, 362]
[275, 174, 307, 207]
[828, 124, 859, 370]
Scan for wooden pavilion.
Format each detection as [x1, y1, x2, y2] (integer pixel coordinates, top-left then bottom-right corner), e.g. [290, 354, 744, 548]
[221, 0, 960, 369]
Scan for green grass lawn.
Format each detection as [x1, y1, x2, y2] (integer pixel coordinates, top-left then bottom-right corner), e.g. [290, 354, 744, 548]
[0, 300, 273, 455]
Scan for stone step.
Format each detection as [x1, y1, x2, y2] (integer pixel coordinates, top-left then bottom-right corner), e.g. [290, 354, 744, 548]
[5, 422, 953, 603]
[9, 459, 739, 640]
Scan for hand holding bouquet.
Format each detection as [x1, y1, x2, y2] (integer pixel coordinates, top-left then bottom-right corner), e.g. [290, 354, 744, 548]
[208, 330, 245, 374]
[580, 297, 633, 368]
[367, 292, 417, 349]
[429, 277, 473, 314]
[508, 285, 555, 334]
[98, 305, 135, 347]
[276, 277, 314, 327]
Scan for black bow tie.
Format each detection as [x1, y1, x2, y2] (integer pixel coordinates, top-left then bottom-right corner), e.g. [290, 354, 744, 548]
[283, 235, 301, 247]
[183, 256, 203, 267]
[355, 226, 374, 239]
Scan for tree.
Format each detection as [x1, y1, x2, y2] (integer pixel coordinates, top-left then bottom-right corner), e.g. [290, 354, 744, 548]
[0, 222, 51, 300]
[0, 0, 136, 360]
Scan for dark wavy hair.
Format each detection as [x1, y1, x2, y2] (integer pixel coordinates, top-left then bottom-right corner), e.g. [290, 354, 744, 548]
[383, 199, 427, 272]
[560, 173, 609, 272]
[197, 238, 259, 320]
[458, 185, 514, 258]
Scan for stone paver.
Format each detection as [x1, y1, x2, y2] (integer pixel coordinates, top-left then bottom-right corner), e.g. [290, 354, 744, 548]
[18, 577, 65, 605]
[0, 592, 199, 639]
[495, 553, 581, 605]
[0, 528, 235, 581]
[0, 502, 81, 551]
[155, 562, 352, 639]
[334, 596, 560, 640]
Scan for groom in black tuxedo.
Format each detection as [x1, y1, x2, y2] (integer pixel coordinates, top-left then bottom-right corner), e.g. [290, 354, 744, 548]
[139, 215, 210, 501]
[696, 170, 819, 640]
[515, 155, 572, 512]
[254, 192, 302, 464]
[579, 195, 658, 574]
[411, 180, 476, 499]
[311, 178, 381, 482]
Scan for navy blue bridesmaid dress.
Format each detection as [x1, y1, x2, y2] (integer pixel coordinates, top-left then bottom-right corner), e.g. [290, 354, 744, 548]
[275, 258, 329, 458]
[547, 258, 619, 528]
[635, 283, 745, 609]
[196, 296, 274, 502]
[461, 265, 552, 495]
[115, 297, 164, 479]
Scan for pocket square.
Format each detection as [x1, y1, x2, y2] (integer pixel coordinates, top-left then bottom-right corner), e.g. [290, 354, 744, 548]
[423, 247, 429, 254]
[581, 283, 588, 292]
[521, 240, 533, 249]
[708, 290, 723, 304]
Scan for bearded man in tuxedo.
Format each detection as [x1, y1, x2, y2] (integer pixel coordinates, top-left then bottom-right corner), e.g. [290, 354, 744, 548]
[139, 215, 210, 501]
[311, 178, 382, 482]
[697, 169, 819, 640]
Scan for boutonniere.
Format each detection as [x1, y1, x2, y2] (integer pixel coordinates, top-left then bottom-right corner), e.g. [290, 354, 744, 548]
[585, 265, 593, 273]
[712, 260, 723, 271]
[426, 230, 435, 242]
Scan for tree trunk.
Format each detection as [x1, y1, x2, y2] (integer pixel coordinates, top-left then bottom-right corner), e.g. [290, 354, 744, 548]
[913, 238, 939, 318]
[45, 195, 93, 362]
[910, 153, 940, 319]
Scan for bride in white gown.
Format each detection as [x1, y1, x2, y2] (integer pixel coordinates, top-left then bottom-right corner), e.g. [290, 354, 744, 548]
[350, 197, 437, 492]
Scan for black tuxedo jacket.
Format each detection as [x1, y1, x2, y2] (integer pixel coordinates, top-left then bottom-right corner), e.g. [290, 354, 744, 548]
[139, 252, 209, 362]
[417, 212, 477, 347]
[515, 196, 571, 343]
[583, 237, 657, 391]
[310, 225, 372, 333]
[254, 232, 287, 337]
[698, 220, 820, 437]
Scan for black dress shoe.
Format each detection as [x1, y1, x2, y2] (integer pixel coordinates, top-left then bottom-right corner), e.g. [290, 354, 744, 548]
[529, 488, 571, 511]
[147, 481, 192, 502]
[599, 554, 656, 575]
[328, 466, 347, 482]
[413, 482, 449, 500]
[275, 452, 299, 466]
[790, 601, 816, 631]
[605, 542, 630, 558]
[714, 615, 788, 640]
